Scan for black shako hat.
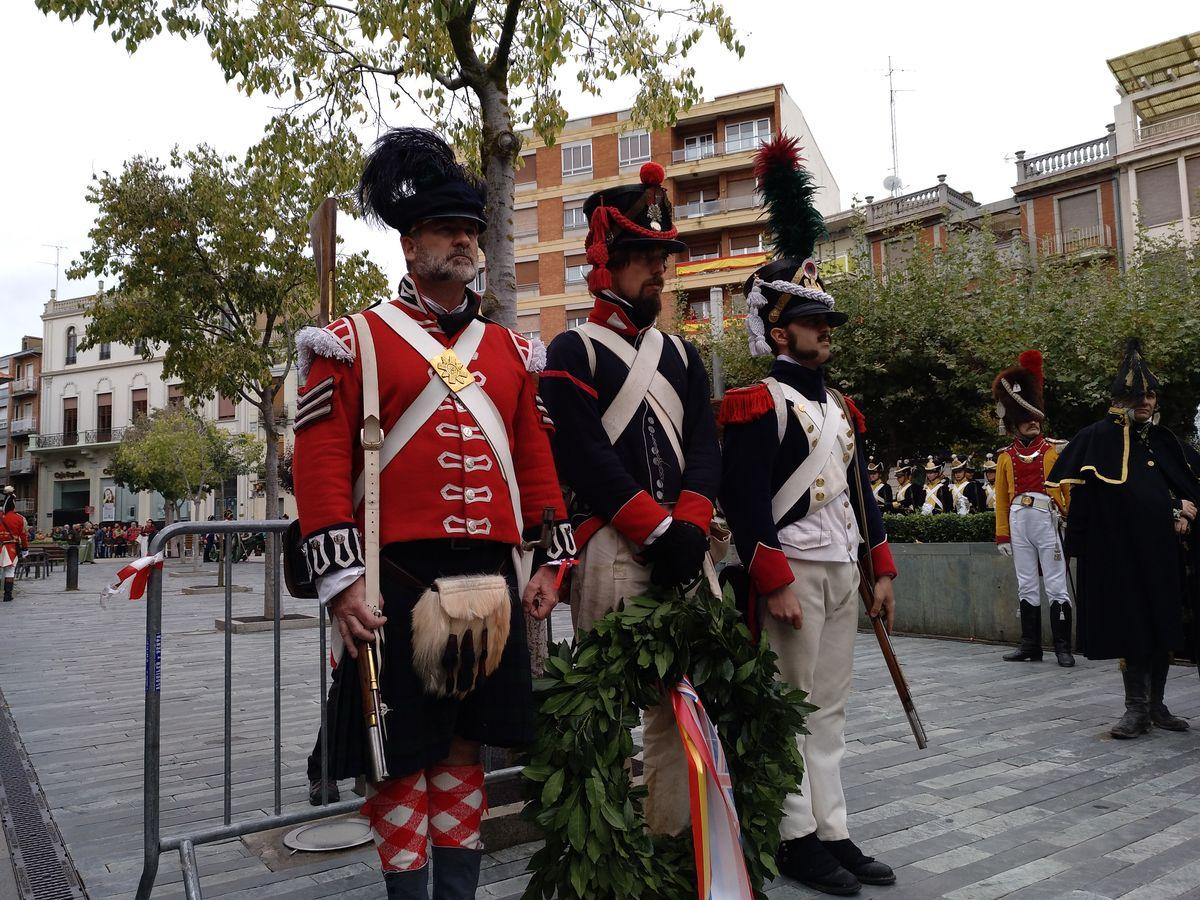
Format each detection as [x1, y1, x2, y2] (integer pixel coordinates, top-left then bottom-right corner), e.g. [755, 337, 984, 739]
[744, 134, 844, 357]
[1110, 338, 1160, 401]
[583, 162, 687, 293]
[358, 128, 487, 235]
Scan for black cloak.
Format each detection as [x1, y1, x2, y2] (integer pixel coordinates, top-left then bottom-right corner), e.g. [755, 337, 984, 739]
[1047, 410, 1200, 661]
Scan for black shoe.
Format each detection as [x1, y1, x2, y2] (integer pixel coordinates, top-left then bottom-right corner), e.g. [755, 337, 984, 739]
[384, 867, 429, 900]
[307, 777, 340, 805]
[1003, 602, 1043, 661]
[431, 846, 482, 900]
[1111, 660, 1151, 739]
[1049, 602, 1075, 667]
[1149, 656, 1189, 731]
[778, 834, 861, 896]
[823, 838, 896, 886]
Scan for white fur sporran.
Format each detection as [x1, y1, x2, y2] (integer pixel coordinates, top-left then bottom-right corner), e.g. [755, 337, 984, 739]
[410, 574, 511, 699]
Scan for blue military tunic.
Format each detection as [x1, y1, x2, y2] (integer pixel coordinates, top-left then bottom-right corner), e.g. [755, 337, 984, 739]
[540, 294, 721, 548]
[719, 360, 896, 596]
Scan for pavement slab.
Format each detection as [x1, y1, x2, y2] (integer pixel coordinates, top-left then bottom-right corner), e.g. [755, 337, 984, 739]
[0, 557, 1198, 898]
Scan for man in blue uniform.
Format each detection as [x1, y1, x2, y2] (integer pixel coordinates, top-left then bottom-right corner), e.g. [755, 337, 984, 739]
[540, 161, 721, 837]
[719, 135, 898, 897]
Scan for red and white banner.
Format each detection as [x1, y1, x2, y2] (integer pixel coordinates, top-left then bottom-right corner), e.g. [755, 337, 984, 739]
[101, 552, 165, 603]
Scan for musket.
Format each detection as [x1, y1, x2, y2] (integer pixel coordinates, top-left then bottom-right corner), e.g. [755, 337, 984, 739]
[308, 197, 338, 328]
[308, 196, 390, 782]
[838, 393, 928, 750]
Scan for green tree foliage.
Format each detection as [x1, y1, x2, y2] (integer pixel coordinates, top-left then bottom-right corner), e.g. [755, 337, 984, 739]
[700, 223, 1200, 460]
[37, 0, 744, 325]
[69, 120, 387, 545]
[111, 407, 263, 526]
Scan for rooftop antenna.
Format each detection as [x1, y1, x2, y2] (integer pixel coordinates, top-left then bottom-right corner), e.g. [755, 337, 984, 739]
[40, 243, 68, 299]
[884, 57, 912, 197]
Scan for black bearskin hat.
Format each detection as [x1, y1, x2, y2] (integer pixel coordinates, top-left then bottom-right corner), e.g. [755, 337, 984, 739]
[1109, 338, 1160, 401]
[358, 128, 486, 235]
[992, 350, 1045, 432]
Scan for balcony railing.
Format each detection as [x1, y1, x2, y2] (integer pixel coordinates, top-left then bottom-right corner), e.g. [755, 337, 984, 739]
[8, 458, 34, 474]
[1137, 110, 1200, 143]
[1040, 223, 1114, 258]
[865, 181, 979, 224]
[1016, 132, 1115, 183]
[670, 133, 774, 165]
[10, 375, 38, 396]
[10, 418, 36, 436]
[30, 426, 129, 450]
[678, 194, 762, 220]
[258, 404, 292, 429]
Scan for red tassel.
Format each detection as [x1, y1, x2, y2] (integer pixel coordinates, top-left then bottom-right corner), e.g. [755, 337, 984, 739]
[843, 395, 867, 434]
[718, 384, 774, 425]
[587, 267, 612, 292]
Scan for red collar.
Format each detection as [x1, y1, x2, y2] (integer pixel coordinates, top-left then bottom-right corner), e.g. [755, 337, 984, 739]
[587, 295, 641, 338]
[1010, 436, 1048, 455]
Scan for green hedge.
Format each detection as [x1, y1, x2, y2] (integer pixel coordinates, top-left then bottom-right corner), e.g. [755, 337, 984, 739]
[883, 511, 996, 543]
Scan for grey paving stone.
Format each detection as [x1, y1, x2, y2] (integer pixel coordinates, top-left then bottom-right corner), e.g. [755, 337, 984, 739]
[2, 559, 1199, 898]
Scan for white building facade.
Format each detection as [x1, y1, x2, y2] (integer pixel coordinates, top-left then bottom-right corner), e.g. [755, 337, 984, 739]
[31, 291, 298, 529]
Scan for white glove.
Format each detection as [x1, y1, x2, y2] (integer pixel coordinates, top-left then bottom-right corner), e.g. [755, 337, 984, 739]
[997, 543, 1013, 558]
[920, 504, 934, 516]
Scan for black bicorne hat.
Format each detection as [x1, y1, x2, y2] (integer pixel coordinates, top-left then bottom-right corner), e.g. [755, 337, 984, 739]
[744, 135, 844, 357]
[583, 162, 686, 293]
[358, 128, 487, 234]
[894, 459, 914, 476]
[1109, 338, 1160, 401]
[867, 456, 883, 474]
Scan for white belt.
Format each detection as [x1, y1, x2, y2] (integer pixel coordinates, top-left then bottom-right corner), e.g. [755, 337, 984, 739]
[1014, 493, 1053, 511]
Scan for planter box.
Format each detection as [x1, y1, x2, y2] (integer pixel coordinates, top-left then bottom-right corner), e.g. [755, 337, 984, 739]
[864, 542, 1073, 647]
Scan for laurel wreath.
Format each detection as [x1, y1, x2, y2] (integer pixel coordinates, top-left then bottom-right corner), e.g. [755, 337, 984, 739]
[521, 585, 815, 900]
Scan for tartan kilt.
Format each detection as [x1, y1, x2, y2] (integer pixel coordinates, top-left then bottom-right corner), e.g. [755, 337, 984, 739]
[322, 539, 535, 781]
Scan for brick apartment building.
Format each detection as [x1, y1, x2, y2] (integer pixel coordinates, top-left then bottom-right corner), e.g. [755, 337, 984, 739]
[509, 84, 840, 341]
[1, 336, 43, 524]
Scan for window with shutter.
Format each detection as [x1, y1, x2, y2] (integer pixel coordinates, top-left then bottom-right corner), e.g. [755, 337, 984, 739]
[1185, 156, 1200, 218]
[516, 261, 539, 291]
[1058, 191, 1099, 237]
[1137, 163, 1182, 226]
[514, 207, 538, 238]
[516, 154, 537, 185]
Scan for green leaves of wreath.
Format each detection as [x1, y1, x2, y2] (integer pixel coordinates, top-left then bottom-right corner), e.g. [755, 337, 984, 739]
[522, 584, 815, 899]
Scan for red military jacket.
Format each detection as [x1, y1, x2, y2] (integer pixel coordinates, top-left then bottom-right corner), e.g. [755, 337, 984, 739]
[0, 509, 29, 563]
[292, 281, 569, 581]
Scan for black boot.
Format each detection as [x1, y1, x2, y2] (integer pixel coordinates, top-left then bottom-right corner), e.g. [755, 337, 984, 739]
[1150, 655, 1189, 731]
[1049, 602, 1075, 667]
[384, 867, 429, 899]
[1111, 659, 1151, 739]
[1003, 602, 1043, 661]
[431, 846, 482, 900]
[777, 833, 861, 896]
[823, 838, 895, 886]
[3, 579, 12, 602]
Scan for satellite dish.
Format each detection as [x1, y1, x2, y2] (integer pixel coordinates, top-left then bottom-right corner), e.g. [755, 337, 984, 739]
[883, 175, 903, 192]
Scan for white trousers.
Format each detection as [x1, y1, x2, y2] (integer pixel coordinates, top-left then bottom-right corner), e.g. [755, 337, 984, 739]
[1010, 504, 1070, 607]
[766, 558, 859, 841]
[570, 525, 691, 836]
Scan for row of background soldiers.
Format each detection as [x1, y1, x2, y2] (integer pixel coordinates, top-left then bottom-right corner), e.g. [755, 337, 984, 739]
[869, 454, 998, 515]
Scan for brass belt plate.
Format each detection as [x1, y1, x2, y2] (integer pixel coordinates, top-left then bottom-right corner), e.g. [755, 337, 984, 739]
[1020, 495, 1034, 507]
[430, 348, 475, 393]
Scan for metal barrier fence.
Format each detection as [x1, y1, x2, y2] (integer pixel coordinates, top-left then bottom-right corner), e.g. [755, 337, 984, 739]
[133, 520, 523, 899]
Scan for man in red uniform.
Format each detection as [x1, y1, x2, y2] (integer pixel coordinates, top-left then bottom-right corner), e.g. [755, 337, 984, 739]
[992, 351, 1072, 667]
[1, 487, 30, 602]
[292, 128, 575, 900]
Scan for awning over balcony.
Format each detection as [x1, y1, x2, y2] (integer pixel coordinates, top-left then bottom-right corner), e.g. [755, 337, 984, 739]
[1108, 32, 1200, 120]
[675, 252, 768, 277]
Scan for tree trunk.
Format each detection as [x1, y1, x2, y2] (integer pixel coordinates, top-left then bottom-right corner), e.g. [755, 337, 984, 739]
[260, 388, 280, 618]
[477, 80, 520, 328]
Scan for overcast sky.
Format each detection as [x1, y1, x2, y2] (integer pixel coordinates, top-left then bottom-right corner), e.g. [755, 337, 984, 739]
[2, 2, 1194, 348]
